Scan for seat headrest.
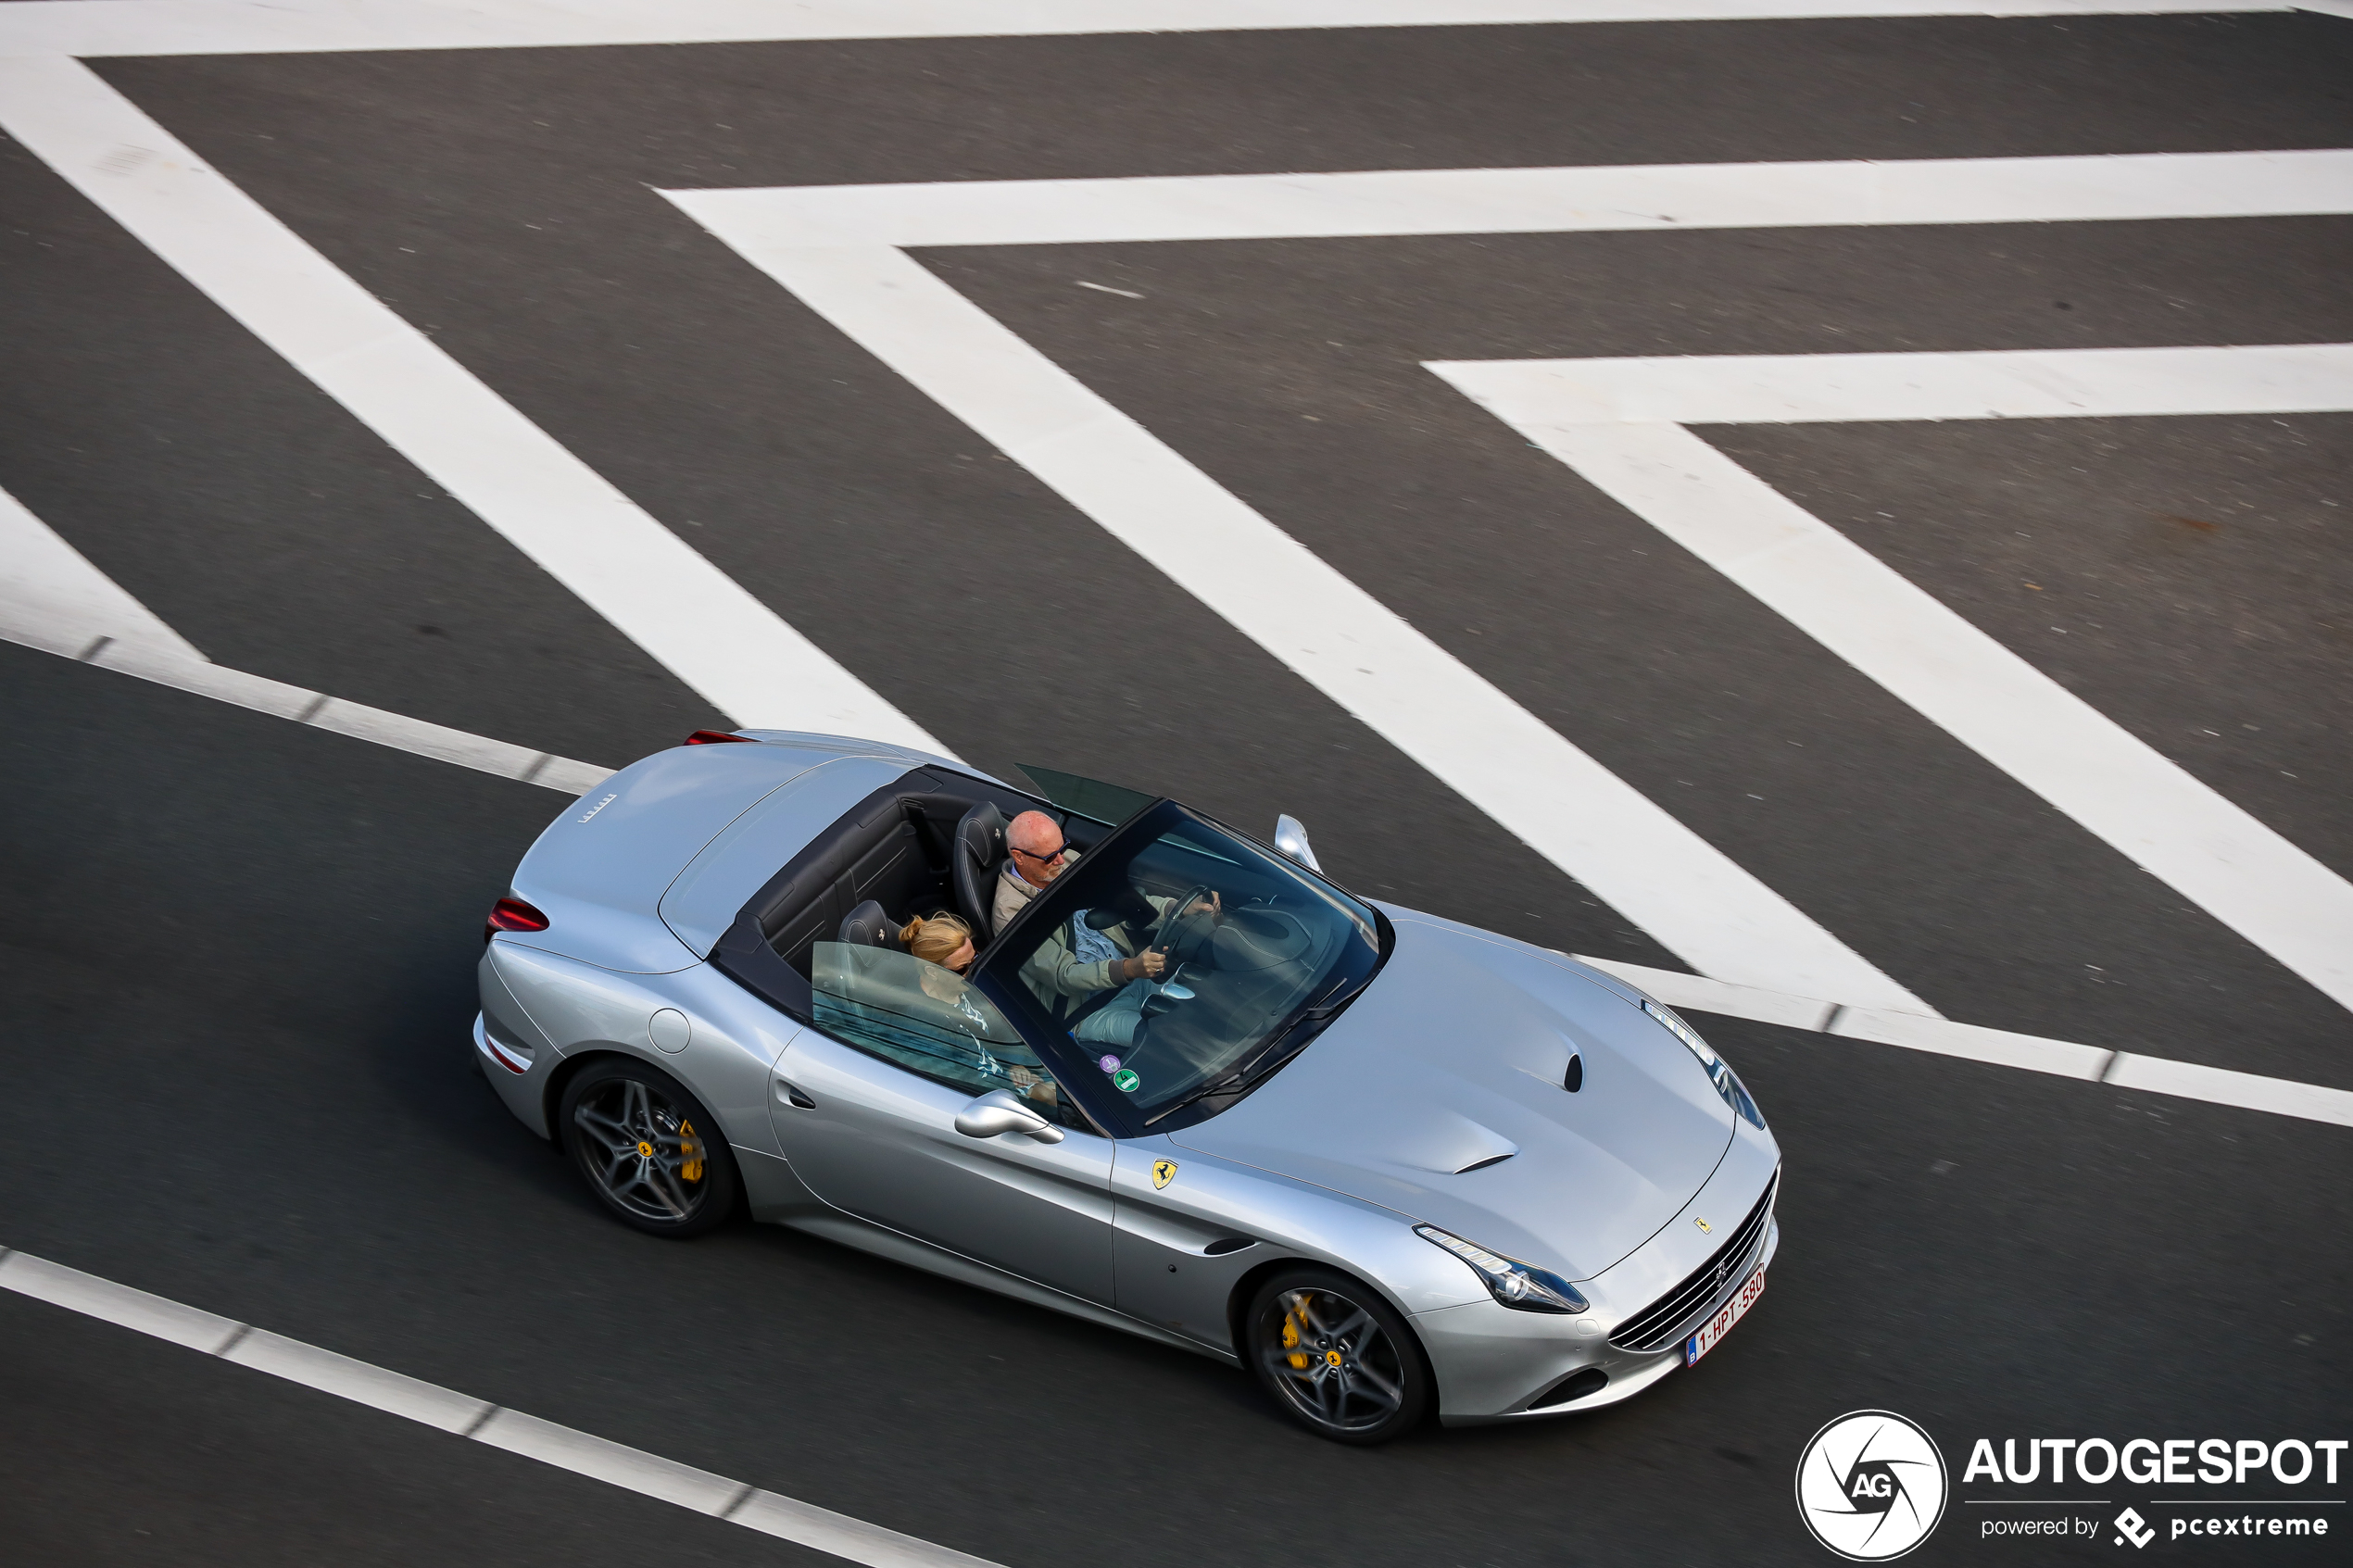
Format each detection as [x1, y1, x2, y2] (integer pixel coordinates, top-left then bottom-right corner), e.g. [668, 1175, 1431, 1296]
[838, 899, 902, 952]
[957, 802, 1006, 868]
[952, 802, 1009, 935]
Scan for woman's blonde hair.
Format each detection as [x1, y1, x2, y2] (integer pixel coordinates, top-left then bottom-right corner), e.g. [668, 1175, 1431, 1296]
[899, 911, 975, 970]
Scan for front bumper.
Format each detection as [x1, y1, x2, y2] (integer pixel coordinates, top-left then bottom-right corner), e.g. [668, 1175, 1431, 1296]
[1418, 1216, 1779, 1424]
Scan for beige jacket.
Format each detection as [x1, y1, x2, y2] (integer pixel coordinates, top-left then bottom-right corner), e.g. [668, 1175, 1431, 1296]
[993, 860, 1173, 1016]
[990, 859, 1044, 937]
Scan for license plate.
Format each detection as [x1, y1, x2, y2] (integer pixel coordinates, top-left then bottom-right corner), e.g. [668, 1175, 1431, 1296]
[1684, 1267, 1766, 1366]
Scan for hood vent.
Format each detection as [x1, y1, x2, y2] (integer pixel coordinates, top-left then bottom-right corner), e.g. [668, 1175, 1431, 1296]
[1563, 1052, 1584, 1092]
[1454, 1152, 1516, 1174]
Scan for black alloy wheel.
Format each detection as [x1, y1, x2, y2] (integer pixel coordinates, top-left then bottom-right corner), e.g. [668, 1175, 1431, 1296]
[559, 1060, 738, 1237]
[1246, 1267, 1432, 1444]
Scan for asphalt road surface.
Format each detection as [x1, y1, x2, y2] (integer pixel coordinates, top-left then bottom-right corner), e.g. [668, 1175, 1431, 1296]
[2, 6, 2349, 1565]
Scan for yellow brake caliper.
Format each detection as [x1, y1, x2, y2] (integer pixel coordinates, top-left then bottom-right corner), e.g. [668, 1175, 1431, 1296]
[1283, 1296, 1311, 1370]
[679, 1119, 704, 1184]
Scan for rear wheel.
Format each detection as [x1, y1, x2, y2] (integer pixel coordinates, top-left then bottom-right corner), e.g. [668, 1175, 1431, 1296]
[1245, 1267, 1432, 1444]
[559, 1059, 738, 1237]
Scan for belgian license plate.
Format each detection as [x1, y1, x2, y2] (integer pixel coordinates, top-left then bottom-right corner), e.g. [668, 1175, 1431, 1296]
[1684, 1267, 1765, 1367]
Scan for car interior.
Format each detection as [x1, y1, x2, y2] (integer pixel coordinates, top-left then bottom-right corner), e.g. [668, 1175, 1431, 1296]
[708, 766, 1114, 1026]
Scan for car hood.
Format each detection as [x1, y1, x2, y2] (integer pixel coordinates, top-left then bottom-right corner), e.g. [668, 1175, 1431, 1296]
[1169, 912, 1735, 1282]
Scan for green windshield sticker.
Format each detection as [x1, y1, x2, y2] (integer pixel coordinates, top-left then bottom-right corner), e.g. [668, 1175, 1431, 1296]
[1111, 1068, 1140, 1093]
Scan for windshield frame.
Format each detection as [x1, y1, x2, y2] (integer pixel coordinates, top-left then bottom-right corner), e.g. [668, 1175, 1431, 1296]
[968, 798, 1390, 1138]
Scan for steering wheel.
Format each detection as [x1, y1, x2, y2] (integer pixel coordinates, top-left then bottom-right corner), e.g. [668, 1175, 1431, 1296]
[1154, 885, 1220, 970]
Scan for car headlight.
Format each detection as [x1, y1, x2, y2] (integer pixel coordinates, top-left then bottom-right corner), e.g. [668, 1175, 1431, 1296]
[1416, 1225, 1590, 1314]
[1642, 997, 1766, 1129]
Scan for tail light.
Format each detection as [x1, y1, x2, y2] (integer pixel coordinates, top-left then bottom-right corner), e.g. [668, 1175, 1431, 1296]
[484, 896, 548, 946]
[685, 729, 754, 746]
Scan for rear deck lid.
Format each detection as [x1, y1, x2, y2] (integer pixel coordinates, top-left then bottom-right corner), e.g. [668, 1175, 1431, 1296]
[659, 755, 922, 957]
[506, 741, 844, 972]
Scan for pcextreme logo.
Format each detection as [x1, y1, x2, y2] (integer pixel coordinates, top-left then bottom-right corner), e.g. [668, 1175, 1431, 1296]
[1796, 1410, 1951, 1561]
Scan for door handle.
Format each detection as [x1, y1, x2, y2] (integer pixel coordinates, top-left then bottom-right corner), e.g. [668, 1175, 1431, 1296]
[774, 1078, 816, 1110]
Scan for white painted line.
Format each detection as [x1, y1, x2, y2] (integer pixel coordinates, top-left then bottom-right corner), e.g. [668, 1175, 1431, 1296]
[0, 606, 616, 796]
[0, 0, 2294, 59]
[1574, 957, 2353, 1127]
[1571, 960, 1840, 1032]
[533, 755, 626, 796]
[307, 696, 556, 784]
[676, 235, 1929, 1011]
[0, 55, 942, 755]
[0, 1248, 245, 1353]
[1434, 343, 2353, 426]
[1432, 347, 2353, 1016]
[683, 149, 2353, 250]
[0, 1248, 1007, 1568]
[1827, 1003, 2115, 1080]
[0, 483, 204, 662]
[223, 1329, 493, 1435]
[2102, 1052, 2353, 1121]
[731, 1488, 1004, 1568]
[473, 1408, 748, 1515]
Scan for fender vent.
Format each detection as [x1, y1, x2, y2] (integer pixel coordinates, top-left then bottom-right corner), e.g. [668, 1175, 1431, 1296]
[1203, 1236, 1257, 1257]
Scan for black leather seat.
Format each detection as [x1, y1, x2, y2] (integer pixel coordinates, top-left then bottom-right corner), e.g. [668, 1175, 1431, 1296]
[951, 803, 1008, 937]
[837, 899, 902, 952]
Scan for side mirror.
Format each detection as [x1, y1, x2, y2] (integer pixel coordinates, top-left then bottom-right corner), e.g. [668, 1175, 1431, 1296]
[954, 1088, 1064, 1143]
[1273, 814, 1322, 872]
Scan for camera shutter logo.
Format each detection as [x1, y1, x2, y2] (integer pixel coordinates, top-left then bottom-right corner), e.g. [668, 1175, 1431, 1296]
[1794, 1411, 1949, 1561]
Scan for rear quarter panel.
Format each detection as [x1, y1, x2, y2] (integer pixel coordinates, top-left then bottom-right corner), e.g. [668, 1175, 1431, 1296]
[486, 942, 800, 1161]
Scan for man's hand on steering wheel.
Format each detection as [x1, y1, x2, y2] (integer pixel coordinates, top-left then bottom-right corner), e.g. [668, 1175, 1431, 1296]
[1116, 947, 1168, 983]
[1151, 884, 1224, 970]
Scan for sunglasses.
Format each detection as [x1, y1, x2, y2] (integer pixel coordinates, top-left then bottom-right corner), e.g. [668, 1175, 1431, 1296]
[1011, 841, 1067, 862]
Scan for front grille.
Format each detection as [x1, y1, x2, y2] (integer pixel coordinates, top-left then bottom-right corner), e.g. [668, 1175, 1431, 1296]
[1607, 1172, 1778, 1353]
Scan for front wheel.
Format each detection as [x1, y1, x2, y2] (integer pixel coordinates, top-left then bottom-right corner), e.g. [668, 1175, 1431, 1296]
[559, 1059, 738, 1237]
[1245, 1267, 1432, 1444]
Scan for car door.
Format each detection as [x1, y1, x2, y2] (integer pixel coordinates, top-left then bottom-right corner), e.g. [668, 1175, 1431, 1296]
[772, 941, 1113, 1304]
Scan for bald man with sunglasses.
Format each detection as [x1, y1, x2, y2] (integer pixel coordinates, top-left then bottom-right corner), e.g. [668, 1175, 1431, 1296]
[997, 810, 1221, 1034]
[992, 811, 1162, 990]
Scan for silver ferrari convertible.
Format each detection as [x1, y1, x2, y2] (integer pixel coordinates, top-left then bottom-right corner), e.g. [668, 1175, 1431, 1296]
[474, 730, 1780, 1443]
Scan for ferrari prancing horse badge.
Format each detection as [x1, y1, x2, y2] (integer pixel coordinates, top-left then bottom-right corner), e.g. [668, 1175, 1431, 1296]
[1151, 1159, 1179, 1190]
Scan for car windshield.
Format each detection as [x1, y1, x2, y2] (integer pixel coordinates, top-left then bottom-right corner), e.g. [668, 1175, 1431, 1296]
[978, 801, 1385, 1123]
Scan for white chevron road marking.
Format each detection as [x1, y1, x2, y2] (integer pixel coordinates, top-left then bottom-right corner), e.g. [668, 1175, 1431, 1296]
[662, 148, 2352, 1008]
[0, 55, 945, 754]
[675, 235, 1933, 1010]
[1431, 345, 2353, 1016]
[0, 483, 204, 662]
[677, 149, 2353, 249]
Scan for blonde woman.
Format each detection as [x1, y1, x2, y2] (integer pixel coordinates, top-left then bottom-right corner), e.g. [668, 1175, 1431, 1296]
[899, 911, 976, 975]
[898, 910, 1059, 1110]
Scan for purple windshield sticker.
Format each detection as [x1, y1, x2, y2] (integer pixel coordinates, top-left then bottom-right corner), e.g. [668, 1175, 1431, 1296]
[1098, 1054, 1122, 1073]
